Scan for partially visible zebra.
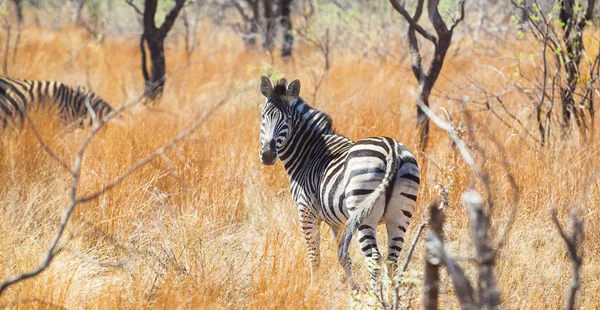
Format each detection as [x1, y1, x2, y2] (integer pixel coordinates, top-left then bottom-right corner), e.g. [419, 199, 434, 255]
[258, 75, 420, 289]
[0, 75, 113, 129]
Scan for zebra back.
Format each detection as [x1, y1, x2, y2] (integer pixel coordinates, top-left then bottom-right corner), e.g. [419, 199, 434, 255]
[0, 75, 113, 128]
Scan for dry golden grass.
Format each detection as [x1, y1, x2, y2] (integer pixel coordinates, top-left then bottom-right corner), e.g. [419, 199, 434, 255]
[0, 21, 599, 309]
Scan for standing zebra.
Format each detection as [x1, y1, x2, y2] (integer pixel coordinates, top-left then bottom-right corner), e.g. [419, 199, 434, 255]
[0, 75, 113, 129]
[258, 75, 420, 289]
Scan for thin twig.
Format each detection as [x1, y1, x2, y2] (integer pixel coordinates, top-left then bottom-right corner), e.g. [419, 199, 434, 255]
[389, 0, 437, 43]
[125, 0, 143, 16]
[551, 208, 584, 310]
[22, 112, 73, 175]
[416, 101, 480, 175]
[400, 219, 429, 274]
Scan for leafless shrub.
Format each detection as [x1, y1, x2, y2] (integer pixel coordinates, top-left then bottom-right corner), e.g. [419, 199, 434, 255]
[512, 0, 598, 145]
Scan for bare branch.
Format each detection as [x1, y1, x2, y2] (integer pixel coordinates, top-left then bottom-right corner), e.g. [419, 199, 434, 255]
[125, 0, 144, 16]
[0, 246, 65, 295]
[233, 0, 250, 21]
[427, 0, 449, 39]
[159, 0, 186, 37]
[426, 231, 475, 308]
[450, 0, 466, 32]
[400, 219, 428, 274]
[463, 190, 500, 309]
[389, 0, 437, 44]
[416, 101, 480, 175]
[22, 112, 73, 175]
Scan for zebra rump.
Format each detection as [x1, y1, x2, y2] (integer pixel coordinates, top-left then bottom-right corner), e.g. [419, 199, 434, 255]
[338, 150, 397, 262]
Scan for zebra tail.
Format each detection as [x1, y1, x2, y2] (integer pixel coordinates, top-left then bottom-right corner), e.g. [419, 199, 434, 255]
[338, 150, 397, 262]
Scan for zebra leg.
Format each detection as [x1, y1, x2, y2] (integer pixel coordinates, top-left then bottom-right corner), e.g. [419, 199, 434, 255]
[299, 209, 321, 281]
[332, 226, 357, 290]
[384, 219, 408, 278]
[384, 154, 419, 278]
[357, 222, 382, 289]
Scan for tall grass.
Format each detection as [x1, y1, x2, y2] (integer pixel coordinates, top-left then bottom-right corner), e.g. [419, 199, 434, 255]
[0, 21, 599, 309]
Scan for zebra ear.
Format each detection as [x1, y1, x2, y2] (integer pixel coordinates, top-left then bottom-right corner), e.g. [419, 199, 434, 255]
[286, 79, 301, 100]
[260, 75, 274, 98]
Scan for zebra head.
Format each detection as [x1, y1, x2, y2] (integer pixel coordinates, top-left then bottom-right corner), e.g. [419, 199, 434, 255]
[258, 75, 300, 165]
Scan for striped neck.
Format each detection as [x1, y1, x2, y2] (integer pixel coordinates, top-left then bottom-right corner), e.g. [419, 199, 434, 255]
[279, 98, 336, 181]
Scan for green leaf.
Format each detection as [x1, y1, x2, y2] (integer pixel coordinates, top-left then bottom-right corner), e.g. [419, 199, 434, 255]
[0, 1, 7, 17]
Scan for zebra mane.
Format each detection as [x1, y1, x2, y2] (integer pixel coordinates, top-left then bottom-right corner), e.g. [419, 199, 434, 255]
[274, 79, 287, 96]
[292, 97, 336, 135]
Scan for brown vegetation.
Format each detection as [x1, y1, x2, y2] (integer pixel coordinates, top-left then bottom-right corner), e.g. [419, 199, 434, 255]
[0, 17, 599, 309]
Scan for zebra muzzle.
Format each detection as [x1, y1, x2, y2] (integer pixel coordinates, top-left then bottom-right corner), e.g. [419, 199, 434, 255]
[259, 142, 277, 165]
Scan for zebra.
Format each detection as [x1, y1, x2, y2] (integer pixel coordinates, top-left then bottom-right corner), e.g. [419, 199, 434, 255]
[0, 75, 113, 129]
[258, 75, 420, 289]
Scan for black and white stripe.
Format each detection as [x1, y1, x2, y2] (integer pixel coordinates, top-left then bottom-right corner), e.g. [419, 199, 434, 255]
[258, 76, 420, 289]
[0, 75, 113, 129]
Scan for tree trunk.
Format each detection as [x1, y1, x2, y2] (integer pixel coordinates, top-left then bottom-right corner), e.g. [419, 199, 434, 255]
[390, 0, 460, 154]
[234, 0, 259, 47]
[137, 0, 185, 100]
[279, 0, 293, 58]
[416, 29, 451, 153]
[559, 0, 594, 140]
[11, 0, 23, 24]
[74, 0, 87, 25]
[262, 0, 275, 51]
[142, 34, 166, 99]
[250, 1, 259, 44]
[244, 0, 260, 47]
[416, 82, 430, 154]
